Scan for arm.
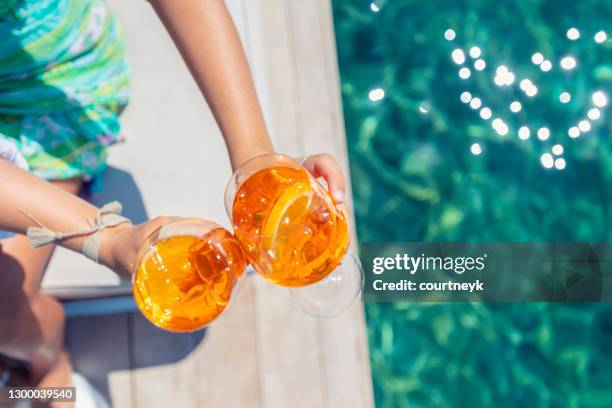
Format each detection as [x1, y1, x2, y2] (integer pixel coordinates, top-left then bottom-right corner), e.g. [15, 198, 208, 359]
[149, 0, 272, 169]
[0, 159, 168, 276]
[149, 0, 347, 201]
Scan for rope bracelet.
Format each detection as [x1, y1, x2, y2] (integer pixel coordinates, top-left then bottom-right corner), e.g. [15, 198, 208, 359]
[20, 201, 131, 263]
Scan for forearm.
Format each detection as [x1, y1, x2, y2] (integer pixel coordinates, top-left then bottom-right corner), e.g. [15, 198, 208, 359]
[150, 0, 274, 169]
[0, 159, 101, 254]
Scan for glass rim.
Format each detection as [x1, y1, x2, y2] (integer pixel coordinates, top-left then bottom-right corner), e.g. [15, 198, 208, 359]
[234, 152, 301, 171]
[131, 218, 230, 277]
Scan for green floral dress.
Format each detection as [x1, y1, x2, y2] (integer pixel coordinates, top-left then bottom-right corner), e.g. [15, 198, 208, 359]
[0, 0, 129, 188]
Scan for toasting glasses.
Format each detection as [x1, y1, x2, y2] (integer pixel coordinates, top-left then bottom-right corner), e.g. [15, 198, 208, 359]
[225, 153, 364, 318]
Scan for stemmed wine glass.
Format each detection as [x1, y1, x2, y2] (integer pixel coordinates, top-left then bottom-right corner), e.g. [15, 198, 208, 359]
[225, 153, 364, 318]
[133, 219, 247, 332]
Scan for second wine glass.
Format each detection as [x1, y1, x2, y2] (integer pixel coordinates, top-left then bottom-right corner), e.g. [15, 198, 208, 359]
[133, 219, 247, 332]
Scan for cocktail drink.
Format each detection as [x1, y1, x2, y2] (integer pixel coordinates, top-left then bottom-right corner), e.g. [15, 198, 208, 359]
[133, 219, 246, 332]
[230, 160, 349, 287]
[226, 154, 363, 317]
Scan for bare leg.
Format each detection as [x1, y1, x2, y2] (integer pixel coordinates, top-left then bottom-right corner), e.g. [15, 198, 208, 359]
[0, 178, 82, 386]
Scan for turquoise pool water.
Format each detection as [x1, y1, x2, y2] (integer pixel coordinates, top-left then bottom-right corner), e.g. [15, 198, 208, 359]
[332, 1, 612, 406]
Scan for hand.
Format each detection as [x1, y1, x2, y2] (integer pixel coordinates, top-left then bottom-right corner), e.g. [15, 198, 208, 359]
[301, 153, 347, 204]
[98, 216, 180, 278]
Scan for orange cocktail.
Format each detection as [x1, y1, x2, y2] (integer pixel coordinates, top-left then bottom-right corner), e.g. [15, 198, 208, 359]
[229, 155, 349, 287]
[133, 220, 246, 332]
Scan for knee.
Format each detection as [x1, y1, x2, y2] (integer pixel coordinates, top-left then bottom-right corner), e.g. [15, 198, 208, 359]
[0, 244, 61, 351]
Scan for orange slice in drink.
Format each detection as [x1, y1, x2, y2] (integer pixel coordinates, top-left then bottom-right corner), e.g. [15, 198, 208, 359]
[262, 180, 343, 285]
[262, 180, 312, 250]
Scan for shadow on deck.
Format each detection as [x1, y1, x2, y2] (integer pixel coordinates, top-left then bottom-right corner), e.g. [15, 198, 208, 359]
[66, 312, 206, 402]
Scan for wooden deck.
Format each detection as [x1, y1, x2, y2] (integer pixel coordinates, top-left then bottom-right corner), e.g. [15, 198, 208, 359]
[45, 1, 374, 406]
